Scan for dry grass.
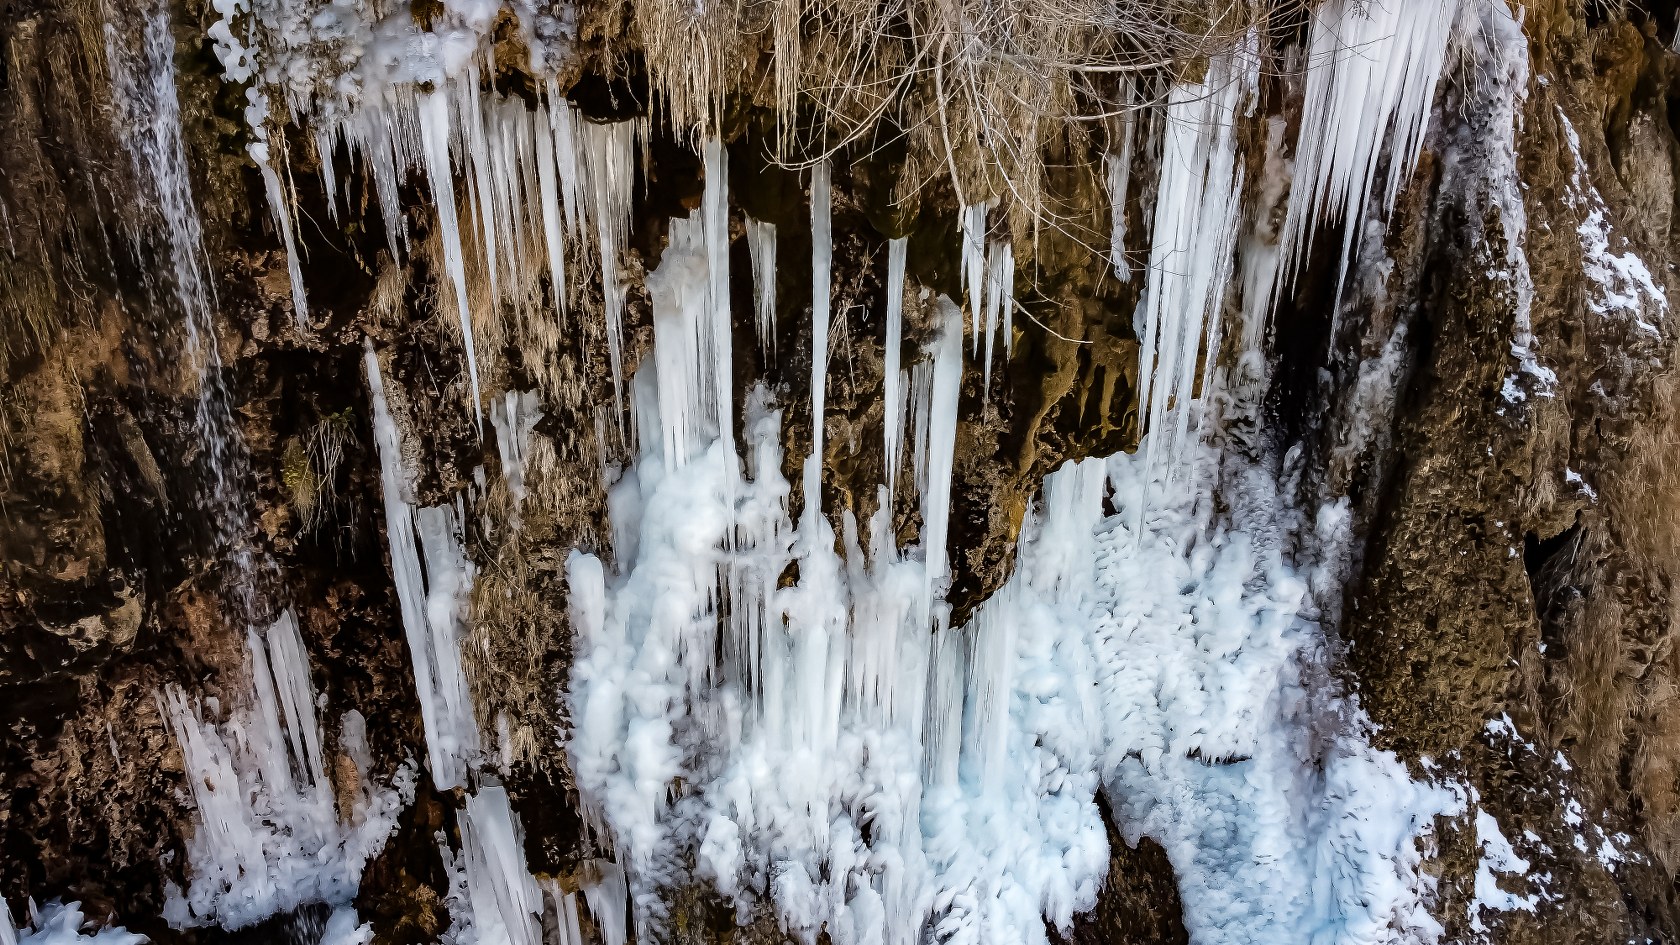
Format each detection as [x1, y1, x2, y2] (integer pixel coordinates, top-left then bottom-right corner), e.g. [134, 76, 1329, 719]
[632, 0, 1293, 234]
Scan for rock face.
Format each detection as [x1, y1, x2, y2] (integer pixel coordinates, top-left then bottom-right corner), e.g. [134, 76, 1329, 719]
[2, 0, 1680, 943]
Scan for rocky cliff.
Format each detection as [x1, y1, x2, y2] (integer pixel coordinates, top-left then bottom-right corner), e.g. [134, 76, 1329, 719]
[2, 0, 1679, 943]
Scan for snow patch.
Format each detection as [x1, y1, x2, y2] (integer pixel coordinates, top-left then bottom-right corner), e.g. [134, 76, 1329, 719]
[1469, 809, 1538, 934]
[1556, 108, 1668, 333]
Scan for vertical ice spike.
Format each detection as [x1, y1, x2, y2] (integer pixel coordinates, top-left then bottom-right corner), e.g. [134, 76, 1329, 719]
[365, 344, 480, 790]
[1133, 47, 1251, 486]
[805, 161, 833, 528]
[533, 105, 569, 317]
[459, 786, 545, 945]
[703, 137, 734, 463]
[920, 297, 963, 619]
[882, 237, 908, 497]
[748, 218, 778, 361]
[580, 117, 642, 415]
[959, 203, 988, 354]
[1277, 0, 1460, 304]
[416, 89, 486, 430]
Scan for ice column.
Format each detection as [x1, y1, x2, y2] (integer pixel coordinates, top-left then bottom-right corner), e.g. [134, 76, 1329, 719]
[919, 298, 963, 617]
[580, 117, 643, 411]
[160, 610, 379, 930]
[1107, 106, 1139, 283]
[702, 137, 734, 462]
[805, 161, 833, 527]
[459, 787, 545, 945]
[748, 218, 778, 360]
[1133, 50, 1250, 477]
[416, 88, 486, 429]
[882, 238, 908, 496]
[365, 345, 481, 790]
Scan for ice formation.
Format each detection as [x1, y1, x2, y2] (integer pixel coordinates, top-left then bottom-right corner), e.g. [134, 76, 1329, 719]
[1105, 103, 1138, 283]
[806, 160, 835, 529]
[367, 346, 621, 945]
[458, 787, 547, 945]
[1131, 49, 1248, 480]
[748, 218, 780, 360]
[564, 152, 1457, 944]
[106, 2, 410, 928]
[127, 2, 1519, 941]
[1277, 0, 1463, 295]
[206, 0, 644, 419]
[1123, 0, 1464, 450]
[160, 614, 412, 929]
[956, 202, 1015, 386]
[3, 903, 145, 945]
[882, 238, 908, 496]
[368, 345, 484, 791]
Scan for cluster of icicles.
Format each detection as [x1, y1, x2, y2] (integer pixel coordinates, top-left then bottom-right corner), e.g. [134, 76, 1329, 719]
[70, 0, 1489, 943]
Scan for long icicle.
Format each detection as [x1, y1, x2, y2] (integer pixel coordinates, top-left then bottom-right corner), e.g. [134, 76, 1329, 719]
[804, 162, 832, 529]
[882, 237, 908, 498]
[748, 217, 778, 361]
[417, 89, 486, 431]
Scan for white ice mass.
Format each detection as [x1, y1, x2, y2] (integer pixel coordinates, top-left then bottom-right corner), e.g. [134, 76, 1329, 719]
[563, 142, 1460, 945]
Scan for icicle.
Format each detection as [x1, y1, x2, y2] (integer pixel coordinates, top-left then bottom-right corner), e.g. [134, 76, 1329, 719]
[981, 240, 1014, 389]
[546, 87, 584, 236]
[543, 879, 587, 945]
[919, 297, 963, 618]
[316, 126, 340, 223]
[1133, 47, 1251, 482]
[1001, 259, 1015, 358]
[1106, 117, 1137, 283]
[922, 622, 964, 788]
[160, 609, 403, 930]
[365, 344, 480, 789]
[882, 238, 907, 497]
[959, 203, 988, 353]
[581, 861, 629, 945]
[642, 136, 734, 473]
[256, 154, 310, 327]
[259, 609, 329, 785]
[702, 137, 734, 463]
[416, 89, 486, 430]
[647, 215, 714, 468]
[533, 105, 569, 316]
[459, 785, 545, 945]
[804, 161, 833, 527]
[1277, 0, 1461, 302]
[491, 391, 543, 526]
[963, 597, 1017, 797]
[460, 72, 503, 305]
[1026, 458, 1107, 603]
[747, 217, 778, 360]
[579, 118, 642, 414]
